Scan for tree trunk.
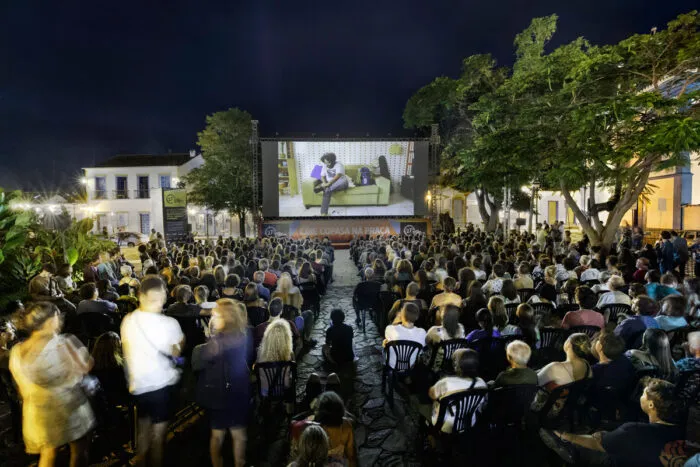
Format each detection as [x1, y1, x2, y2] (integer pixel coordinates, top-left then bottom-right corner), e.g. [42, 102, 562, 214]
[238, 210, 246, 238]
[560, 165, 651, 252]
[475, 188, 500, 232]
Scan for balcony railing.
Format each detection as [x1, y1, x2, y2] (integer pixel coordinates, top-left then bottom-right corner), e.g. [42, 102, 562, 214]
[92, 190, 108, 200]
[135, 189, 150, 199]
[113, 190, 129, 200]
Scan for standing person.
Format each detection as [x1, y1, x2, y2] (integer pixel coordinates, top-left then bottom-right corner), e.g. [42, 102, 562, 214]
[10, 302, 95, 467]
[317, 153, 349, 216]
[121, 276, 185, 467]
[193, 299, 250, 467]
[655, 231, 675, 275]
[670, 231, 689, 280]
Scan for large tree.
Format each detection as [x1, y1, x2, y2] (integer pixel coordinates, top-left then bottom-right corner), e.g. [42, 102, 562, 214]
[405, 11, 700, 243]
[184, 108, 254, 237]
[404, 55, 530, 231]
[504, 12, 700, 249]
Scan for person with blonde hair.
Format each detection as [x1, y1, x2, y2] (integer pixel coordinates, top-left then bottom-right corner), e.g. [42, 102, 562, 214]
[272, 273, 303, 310]
[288, 424, 345, 467]
[193, 299, 251, 467]
[257, 318, 294, 363]
[537, 333, 592, 391]
[10, 301, 96, 467]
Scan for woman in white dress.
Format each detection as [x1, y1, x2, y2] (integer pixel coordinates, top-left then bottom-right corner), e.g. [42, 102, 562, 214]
[10, 302, 95, 467]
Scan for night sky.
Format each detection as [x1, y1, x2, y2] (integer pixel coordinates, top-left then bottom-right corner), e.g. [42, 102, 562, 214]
[1, 0, 697, 190]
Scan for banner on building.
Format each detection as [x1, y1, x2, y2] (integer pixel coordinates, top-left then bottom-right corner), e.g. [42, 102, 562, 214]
[261, 218, 431, 243]
[162, 189, 188, 242]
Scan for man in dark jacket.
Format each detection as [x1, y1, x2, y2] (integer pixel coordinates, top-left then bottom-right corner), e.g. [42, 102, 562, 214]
[670, 231, 689, 280]
[655, 231, 675, 275]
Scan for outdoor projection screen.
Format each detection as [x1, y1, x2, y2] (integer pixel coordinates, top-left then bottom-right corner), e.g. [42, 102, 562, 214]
[261, 140, 428, 218]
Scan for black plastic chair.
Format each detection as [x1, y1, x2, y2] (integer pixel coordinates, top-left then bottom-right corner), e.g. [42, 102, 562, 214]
[433, 388, 488, 434]
[535, 328, 570, 367]
[536, 379, 592, 431]
[556, 303, 580, 316]
[382, 340, 423, 408]
[246, 306, 269, 327]
[599, 304, 631, 324]
[569, 325, 602, 339]
[377, 291, 401, 335]
[427, 388, 489, 462]
[505, 303, 519, 324]
[531, 302, 555, 322]
[254, 360, 297, 416]
[674, 369, 700, 404]
[78, 312, 116, 350]
[353, 281, 382, 333]
[485, 384, 538, 431]
[666, 326, 698, 360]
[427, 338, 471, 375]
[517, 288, 536, 303]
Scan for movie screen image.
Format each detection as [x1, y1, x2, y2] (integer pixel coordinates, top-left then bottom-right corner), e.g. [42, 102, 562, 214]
[277, 141, 416, 217]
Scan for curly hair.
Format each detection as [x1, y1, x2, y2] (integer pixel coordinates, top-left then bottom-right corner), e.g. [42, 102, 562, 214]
[257, 318, 293, 362]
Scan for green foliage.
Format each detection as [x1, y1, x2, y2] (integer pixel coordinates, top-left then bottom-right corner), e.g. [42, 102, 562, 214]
[184, 108, 254, 236]
[404, 10, 700, 241]
[0, 191, 115, 307]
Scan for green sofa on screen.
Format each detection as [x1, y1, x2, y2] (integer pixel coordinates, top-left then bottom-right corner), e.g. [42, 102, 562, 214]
[301, 164, 391, 208]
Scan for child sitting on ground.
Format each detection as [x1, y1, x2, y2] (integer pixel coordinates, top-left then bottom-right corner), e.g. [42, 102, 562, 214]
[323, 309, 355, 367]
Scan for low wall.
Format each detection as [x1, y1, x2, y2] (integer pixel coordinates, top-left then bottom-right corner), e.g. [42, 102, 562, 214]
[261, 218, 432, 243]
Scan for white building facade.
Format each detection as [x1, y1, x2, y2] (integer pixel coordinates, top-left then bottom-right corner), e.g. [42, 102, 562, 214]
[83, 153, 198, 235]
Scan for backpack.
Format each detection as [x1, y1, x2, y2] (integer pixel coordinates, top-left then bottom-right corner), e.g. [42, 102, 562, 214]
[359, 167, 373, 186]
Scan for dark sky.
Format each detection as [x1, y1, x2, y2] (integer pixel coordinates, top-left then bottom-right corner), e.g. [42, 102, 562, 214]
[1, 0, 697, 190]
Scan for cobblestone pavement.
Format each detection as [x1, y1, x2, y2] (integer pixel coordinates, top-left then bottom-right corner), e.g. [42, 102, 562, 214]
[288, 250, 421, 467]
[0, 250, 420, 466]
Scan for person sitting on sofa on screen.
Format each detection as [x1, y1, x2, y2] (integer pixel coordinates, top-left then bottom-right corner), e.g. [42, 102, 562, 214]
[315, 152, 349, 216]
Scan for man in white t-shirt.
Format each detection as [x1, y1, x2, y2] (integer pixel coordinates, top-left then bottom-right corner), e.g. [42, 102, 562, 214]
[318, 152, 349, 216]
[383, 302, 426, 368]
[428, 348, 487, 433]
[121, 275, 184, 467]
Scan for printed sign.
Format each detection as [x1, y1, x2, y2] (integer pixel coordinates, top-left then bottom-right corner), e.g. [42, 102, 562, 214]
[162, 189, 188, 241]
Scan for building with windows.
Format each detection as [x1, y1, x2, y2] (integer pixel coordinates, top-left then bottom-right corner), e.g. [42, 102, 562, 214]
[83, 152, 203, 235]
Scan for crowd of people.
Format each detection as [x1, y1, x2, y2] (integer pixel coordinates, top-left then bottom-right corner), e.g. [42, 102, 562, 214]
[0, 234, 346, 467]
[0, 221, 698, 466]
[350, 222, 699, 466]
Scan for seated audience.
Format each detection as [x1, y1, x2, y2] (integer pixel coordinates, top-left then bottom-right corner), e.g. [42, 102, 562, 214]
[493, 340, 537, 387]
[627, 328, 678, 382]
[383, 303, 427, 368]
[561, 286, 604, 330]
[288, 424, 345, 467]
[654, 295, 688, 331]
[540, 379, 687, 467]
[596, 275, 631, 308]
[388, 282, 427, 324]
[166, 285, 202, 318]
[645, 270, 681, 301]
[77, 282, 118, 315]
[614, 296, 660, 349]
[193, 285, 216, 313]
[291, 392, 356, 466]
[537, 333, 592, 390]
[422, 349, 487, 433]
[590, 332, 636, 409]
[466, 308, 500, 342]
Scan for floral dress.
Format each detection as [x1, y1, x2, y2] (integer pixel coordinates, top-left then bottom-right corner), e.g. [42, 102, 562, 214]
[10, 334, 95, 453]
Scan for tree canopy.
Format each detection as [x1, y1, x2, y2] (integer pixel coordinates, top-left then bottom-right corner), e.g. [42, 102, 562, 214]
[405, 11, 700, 243]
[184, 108, 254, 236]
